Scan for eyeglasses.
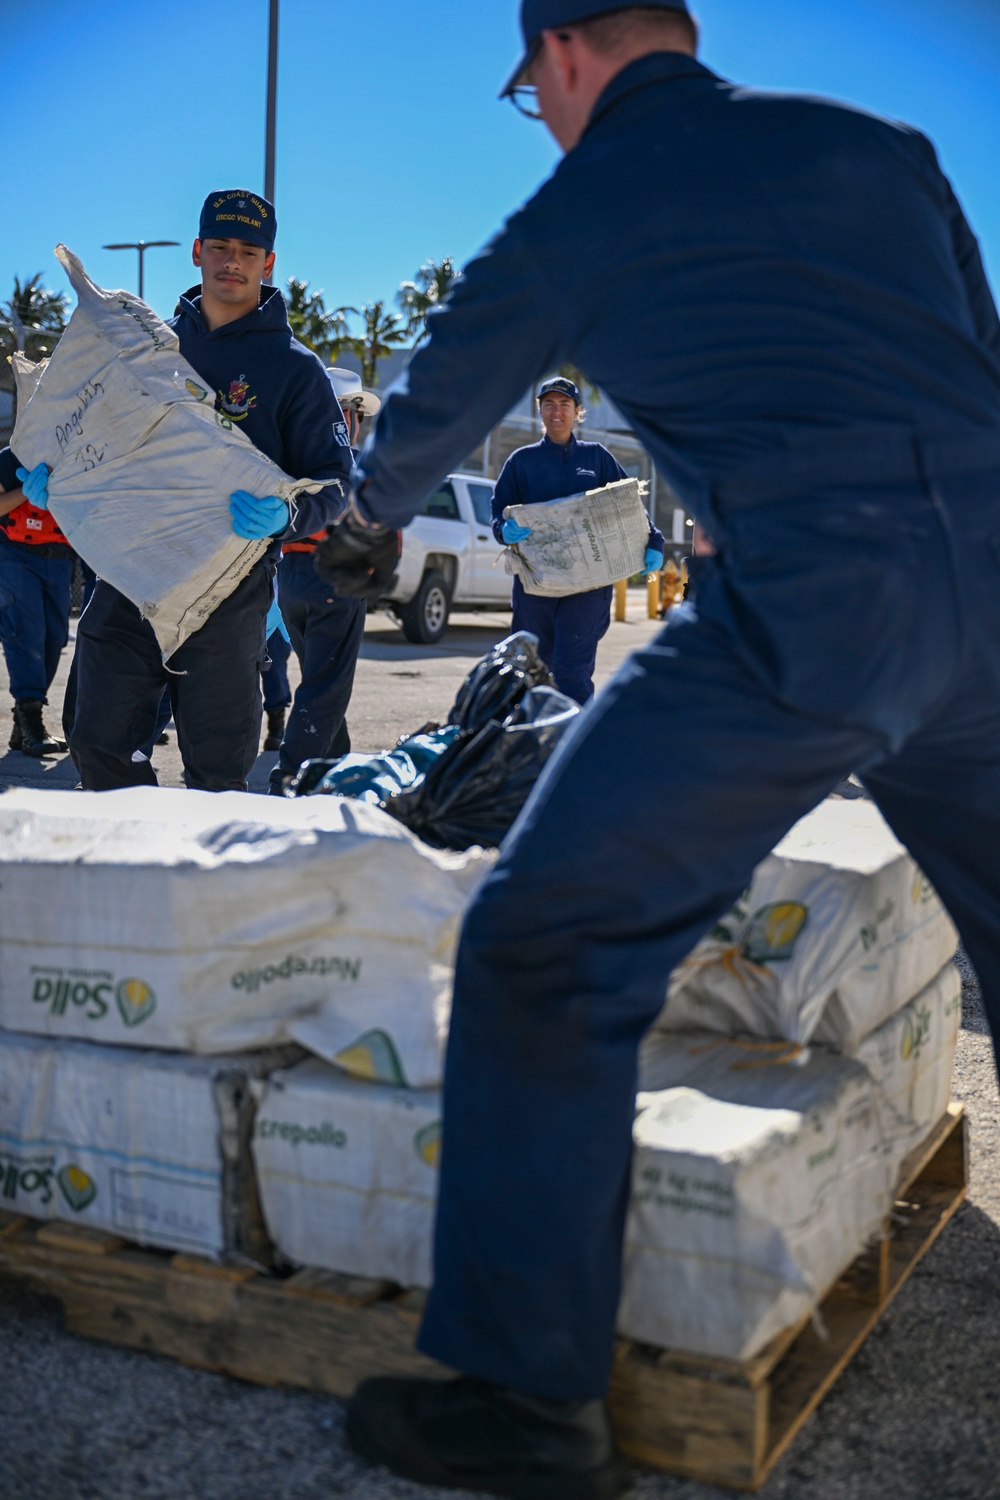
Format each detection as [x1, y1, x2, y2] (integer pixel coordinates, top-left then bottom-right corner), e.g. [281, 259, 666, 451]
[508, 85, 543, 120]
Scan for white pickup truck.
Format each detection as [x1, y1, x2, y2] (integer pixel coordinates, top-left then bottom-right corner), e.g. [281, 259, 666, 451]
[382, 472, 511, 643]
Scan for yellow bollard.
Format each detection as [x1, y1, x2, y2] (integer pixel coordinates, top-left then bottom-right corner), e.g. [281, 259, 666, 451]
[614, 577, 628, 622]
[647, 571, 660, 618]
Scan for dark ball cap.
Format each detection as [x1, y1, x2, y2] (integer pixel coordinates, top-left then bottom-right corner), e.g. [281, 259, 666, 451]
[538, 375, 581, 404]
[501, 0, 690, 96]
[199, 190, 276, 252]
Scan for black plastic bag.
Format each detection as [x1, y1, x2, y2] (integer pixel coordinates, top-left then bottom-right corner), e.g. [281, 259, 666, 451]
[387, 682, 579, 849]
[293, 632, 580, 850]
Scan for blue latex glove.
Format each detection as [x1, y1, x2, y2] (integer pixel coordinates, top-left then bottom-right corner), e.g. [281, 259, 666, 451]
[644, 546, 665, 573]
[229, 490, 290, 540]
[15, 464, 50, 509]
[266, 597, 290, 644]
[501, 517, 532, 544]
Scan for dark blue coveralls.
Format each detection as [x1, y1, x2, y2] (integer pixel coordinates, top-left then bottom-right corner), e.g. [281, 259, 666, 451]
[491, 433, 665, 702]
[353, 53, 1000, 1399]
[61, 284, 352, 791]
[268, 545, 365, 787]
[261, 627, 292, 715]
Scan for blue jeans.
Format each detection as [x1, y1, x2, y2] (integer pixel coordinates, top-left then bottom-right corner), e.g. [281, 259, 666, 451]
[0, 541, 73, 702]
[511, 578, 612, 703]
[419, 440, 1000, 1400]
[270, 550, 366, 787]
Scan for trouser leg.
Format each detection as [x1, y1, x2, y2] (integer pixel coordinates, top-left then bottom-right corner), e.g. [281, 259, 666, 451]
[863, 720, 1000, 1064]
[510, 581, 557, 674]
[168, 562, 272, 792]
[262, 630, 292, 712]
[549, 586, 613, 703]
[41, 552, 74, 694]
[0, 546, 50, 702]
[70, 581, 166, 789]
[418, 608, 882, 1398]
[274, 554, 366, 784]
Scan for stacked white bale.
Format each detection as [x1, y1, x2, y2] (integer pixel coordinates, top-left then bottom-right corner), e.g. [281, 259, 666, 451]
[851, 963, 961, 1165]
[619, 1032, 892, 1361]
[660, 799, 957, 1050]
[0, 1031, 291, 1260]
[249, 965, 961, 1357]
[250, 1060, 441, 1288]
[0, 786, 490, 1087]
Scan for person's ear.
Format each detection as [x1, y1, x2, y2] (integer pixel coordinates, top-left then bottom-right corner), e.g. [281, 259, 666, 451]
[540, 28, 578, 92]
[263, 250, 276, 280]
[192, 238, 202, 268]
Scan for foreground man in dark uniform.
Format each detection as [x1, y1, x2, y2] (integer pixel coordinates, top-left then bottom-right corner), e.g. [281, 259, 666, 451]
[340, 4, 1000, 1494]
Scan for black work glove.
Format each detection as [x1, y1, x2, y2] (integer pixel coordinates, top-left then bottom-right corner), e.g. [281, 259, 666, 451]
[313, 511, 400, 602]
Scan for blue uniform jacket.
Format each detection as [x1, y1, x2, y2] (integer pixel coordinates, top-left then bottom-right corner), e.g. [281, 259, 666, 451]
[355, 52, 1000, 529]
[490, 432, 665, 553]
[0, 283, 353, 551]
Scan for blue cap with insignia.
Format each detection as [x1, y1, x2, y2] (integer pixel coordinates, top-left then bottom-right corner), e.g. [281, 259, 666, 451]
[500, 0, 690, 98]
[199, 190, 276, 252]
[538, 375, 581, 404]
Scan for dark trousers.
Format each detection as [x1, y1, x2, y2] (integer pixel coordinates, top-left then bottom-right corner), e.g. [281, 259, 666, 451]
[70, 563, 272, 791]
[262, 629, 292, 712]
[511, 578, 612, 703]
[0, 542, 73, 703]
[271, 550, 366, 787]
[419, 445, 1000, 1400]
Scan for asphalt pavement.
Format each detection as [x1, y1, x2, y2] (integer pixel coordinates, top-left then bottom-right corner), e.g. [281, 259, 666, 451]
[0, 597, 998, 1500]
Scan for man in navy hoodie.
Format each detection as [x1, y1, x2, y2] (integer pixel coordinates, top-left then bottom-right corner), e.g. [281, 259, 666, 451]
[13, 189, 354, 792]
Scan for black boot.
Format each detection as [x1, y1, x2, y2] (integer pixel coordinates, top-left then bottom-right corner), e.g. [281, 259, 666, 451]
[346, 1375, 628, 1500]
[14, 700, 65, 758]
[263, 707, 286, 751]
[9, 708, 21, 751]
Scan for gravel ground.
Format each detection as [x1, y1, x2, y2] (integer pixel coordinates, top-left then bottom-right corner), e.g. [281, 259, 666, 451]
[0, 604, 998, 1500]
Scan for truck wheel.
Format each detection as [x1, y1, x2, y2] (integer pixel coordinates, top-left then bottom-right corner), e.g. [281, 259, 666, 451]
[399, 571, 452, 644]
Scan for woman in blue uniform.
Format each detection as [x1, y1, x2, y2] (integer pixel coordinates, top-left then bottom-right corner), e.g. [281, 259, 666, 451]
[491, 375, 664, 701]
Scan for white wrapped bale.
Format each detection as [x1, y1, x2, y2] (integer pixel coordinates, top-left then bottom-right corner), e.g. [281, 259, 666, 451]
[851, 962, 961, 1173]
[251, 1060, 440, 1288]
[0, 787, 490, 1085]
[661, 799, 957, 1049]
[10, 246, 335, 659]
[620, 1033, 894, 1361]
[502, 478, 649, 595]
[0, 1030, 289, 1259]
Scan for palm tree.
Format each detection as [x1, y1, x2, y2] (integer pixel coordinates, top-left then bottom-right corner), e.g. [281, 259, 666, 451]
[0, 274, 69, 360]
[397, 257, 458, 343]
[284, 277, 352, 359]
[345, 300, 409, 387]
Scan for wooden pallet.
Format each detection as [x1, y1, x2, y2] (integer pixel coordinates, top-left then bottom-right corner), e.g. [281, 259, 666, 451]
[0, 1105, 967, 1492]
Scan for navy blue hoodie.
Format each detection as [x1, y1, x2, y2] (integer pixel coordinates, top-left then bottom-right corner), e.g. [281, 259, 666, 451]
[168, 283, 352, 546]
[1, 283, 353, 550]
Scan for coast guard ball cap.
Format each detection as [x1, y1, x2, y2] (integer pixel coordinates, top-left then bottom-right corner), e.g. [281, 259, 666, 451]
[538, 375, 581, 405]
[199, 190, 276, 251]
[500, 0, 691, 97]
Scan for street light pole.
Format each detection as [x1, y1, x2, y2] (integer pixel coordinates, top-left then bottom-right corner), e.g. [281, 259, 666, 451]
[264, 0, 279, 205]
[102, 240, 181, 302]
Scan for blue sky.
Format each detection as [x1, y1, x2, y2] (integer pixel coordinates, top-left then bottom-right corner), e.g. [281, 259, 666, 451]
[3, 0, 999, 329]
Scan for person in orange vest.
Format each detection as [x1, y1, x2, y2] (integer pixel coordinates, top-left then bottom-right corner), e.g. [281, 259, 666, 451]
[0, 465, 73, 756]
[267, 367, 380, 793]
